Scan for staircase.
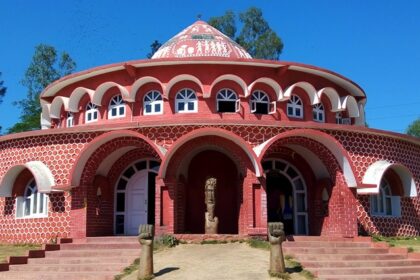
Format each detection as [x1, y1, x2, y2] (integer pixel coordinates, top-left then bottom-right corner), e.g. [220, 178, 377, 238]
[0, 237, 139, 280]
[283, 236, 420, 280]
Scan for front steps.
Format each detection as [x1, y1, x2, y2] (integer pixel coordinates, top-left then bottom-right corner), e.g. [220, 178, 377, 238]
[283, 236, 420, 280]
[0, 237, 140, 280]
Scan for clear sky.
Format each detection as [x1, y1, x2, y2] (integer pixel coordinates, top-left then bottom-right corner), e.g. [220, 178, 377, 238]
[0, 0, 419, 133]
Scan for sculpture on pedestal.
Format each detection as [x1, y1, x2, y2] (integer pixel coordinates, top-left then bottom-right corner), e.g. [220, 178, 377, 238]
[204, 177, 218, 234]
[138, 224, 154, 280]
[268, 222, 286, 275]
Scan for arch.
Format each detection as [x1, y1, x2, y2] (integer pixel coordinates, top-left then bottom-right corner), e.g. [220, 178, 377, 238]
[158, 128, 263, 179]
[361, 160, 417, 197]
[283, 82, 319, 104]
[164, 74, 204, 98]
[128, 76, 163, 102]
[92, 82, 130, 106]
[247, 77, 283, 101]
[68, 87, 95, 112]
[70, 130, 165, 187]
[340, 95, 360, 117]
[40, 100, 51, 129]
[0, 161, 56, 197]
[317, 87, 341, 112]
[50, 96, 69, 119]
[208, 74, 249, 98]
[255, 129, 357, 187]
[355, 99, 366, 126]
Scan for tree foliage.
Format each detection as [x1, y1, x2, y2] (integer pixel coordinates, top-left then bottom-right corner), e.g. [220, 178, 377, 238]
[406, 117, 420, 137]
[8, 44, 76, 134]
[147, 40, 162, 59]
[209, 7, 284, 60]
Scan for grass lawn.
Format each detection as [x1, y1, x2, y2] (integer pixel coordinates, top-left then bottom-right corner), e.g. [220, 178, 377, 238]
[0, 244, 41, 263]
[373, 236, 420, 252]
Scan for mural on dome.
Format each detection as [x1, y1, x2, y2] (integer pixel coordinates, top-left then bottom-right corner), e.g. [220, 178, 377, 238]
[152, 21, 252, 59]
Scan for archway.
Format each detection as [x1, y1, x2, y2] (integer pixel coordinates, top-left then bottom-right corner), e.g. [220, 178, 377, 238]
[185, 150, 239, 234]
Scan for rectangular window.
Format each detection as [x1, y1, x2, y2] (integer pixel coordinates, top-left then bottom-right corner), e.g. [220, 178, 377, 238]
[115, 215, 124, 234]
[119, 107, 124, 116]
[145, 104, 152, 113]
[112, 108, 117, 117]
[288, 107, 293, 116]
[116, 193, 125, 212]
[178, 102, 185, 111]
[154, 104, 161, 113]
[188, 102, 194, 111]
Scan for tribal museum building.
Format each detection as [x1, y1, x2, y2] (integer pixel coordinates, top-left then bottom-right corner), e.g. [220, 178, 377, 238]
[0, 21, 419, 243]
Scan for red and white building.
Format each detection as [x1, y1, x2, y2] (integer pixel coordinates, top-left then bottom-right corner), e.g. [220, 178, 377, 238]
[0, 21, 419, 243]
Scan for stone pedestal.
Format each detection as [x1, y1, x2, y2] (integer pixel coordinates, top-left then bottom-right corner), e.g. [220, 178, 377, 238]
[268, 222, 286, 275]
[138, 224, 154, 280]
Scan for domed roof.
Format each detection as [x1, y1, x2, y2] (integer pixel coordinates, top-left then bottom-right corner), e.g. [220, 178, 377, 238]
[152, 20, 252, 60]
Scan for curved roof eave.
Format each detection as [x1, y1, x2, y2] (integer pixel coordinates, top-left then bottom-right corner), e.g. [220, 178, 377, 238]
[40, 57, 366, 99]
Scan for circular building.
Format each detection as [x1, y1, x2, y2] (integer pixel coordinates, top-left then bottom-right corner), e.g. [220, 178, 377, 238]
[0, 21, 419, 243]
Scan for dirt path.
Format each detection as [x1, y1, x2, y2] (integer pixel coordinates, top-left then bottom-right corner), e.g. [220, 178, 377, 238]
[125, 242, 273, 280]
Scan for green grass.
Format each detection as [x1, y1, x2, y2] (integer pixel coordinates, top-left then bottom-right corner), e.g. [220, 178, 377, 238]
[247, 238, 270, 250]
[372, 236, 420, 252]
[114, 258, 140, 280]
[0, 244, 41, 263]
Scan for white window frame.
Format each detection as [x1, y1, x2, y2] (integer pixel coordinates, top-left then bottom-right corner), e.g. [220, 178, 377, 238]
[108, 95, 126, 119]
[312, 103, 325, 122]
[216, 88, 239, 113]
[66, 112, 74, 127]
[287, 95, 303, 119]
[371, 179, 401, 217]
[175, 88, 197, 113]
[251, 90, 276, 114]
[143, 90, 163, 115]
[16, 179, 48, 218]
[85, 102, 99, 123]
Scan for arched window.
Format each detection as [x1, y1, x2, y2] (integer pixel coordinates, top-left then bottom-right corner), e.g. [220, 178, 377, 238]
[175, 88, 197, 113]
[66, 112, 74, 127]
[287, 95, 303, 118]
[312, 103, 325, 122]
[16, 179, 48, 218]
[144, 90, 163, 115]
[85, 102, 99, 123]
[216, 89, 239, 113]
[108, 95, 125, 119]
[251, 90, 275, 114]
[371, 178, 400, 217]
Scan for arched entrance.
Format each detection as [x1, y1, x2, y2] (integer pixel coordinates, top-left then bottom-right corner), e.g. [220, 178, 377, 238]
[263, 159, 308, 235]
[114, 159, 160, 235]
[185, 150, 239, 234]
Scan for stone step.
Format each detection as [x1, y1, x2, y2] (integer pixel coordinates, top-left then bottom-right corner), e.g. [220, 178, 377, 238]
[74, 236, 138, 243]
[287, 236, 370, 242]
[59, 242, 138, 250]
[315, 266, 420, 276]
[319, 273, 420, 280]
[45, 249, 139, 257]
[283, 241, 371, 248]
[302, 259, 420, 268]
[8, 263, 124, 272]
[0, 271, 115, 280]
[294, 253, 406, 261]
[28, 256, 135, 265]
[283, 247, 389, 254]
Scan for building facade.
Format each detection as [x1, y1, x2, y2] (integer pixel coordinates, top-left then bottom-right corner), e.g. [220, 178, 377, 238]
[0, 21, 419, 243]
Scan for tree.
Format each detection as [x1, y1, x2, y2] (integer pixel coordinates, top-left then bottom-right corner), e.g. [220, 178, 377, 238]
[147, 40, 162, 59]
[209, 7, 284, 60]
[406, 117, 420, 137]
[8, 44, 76, 134]
[0, 72, 6, 133]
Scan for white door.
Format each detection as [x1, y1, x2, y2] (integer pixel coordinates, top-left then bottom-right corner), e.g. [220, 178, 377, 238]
[125, 170, 148, 235]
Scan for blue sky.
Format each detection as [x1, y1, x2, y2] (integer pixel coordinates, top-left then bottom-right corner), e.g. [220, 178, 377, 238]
[0, 0, 419, 133]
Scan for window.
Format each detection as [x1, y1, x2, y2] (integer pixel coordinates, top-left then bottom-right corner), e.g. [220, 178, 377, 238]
[66, 112, 74, 127]
[108, 95, 125, 119]
[175, 88, 197, 113]
[312, 103, 325, 122]
[371, 179, 401, 217]
[85, 102, 99, 123]
[144, 90, 163, 115]
[16, 180, 48, 218]
[216, 89, 239, 113]
[336, 112, 343, 124]
[251, 90, 276, 114]
[287, 95, 303, 118]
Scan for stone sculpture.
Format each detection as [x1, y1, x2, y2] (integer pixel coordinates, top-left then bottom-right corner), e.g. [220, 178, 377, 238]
[268, 222, 286, 275]
[204, 177, 218, 234]
[138, 224, 154, 280]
